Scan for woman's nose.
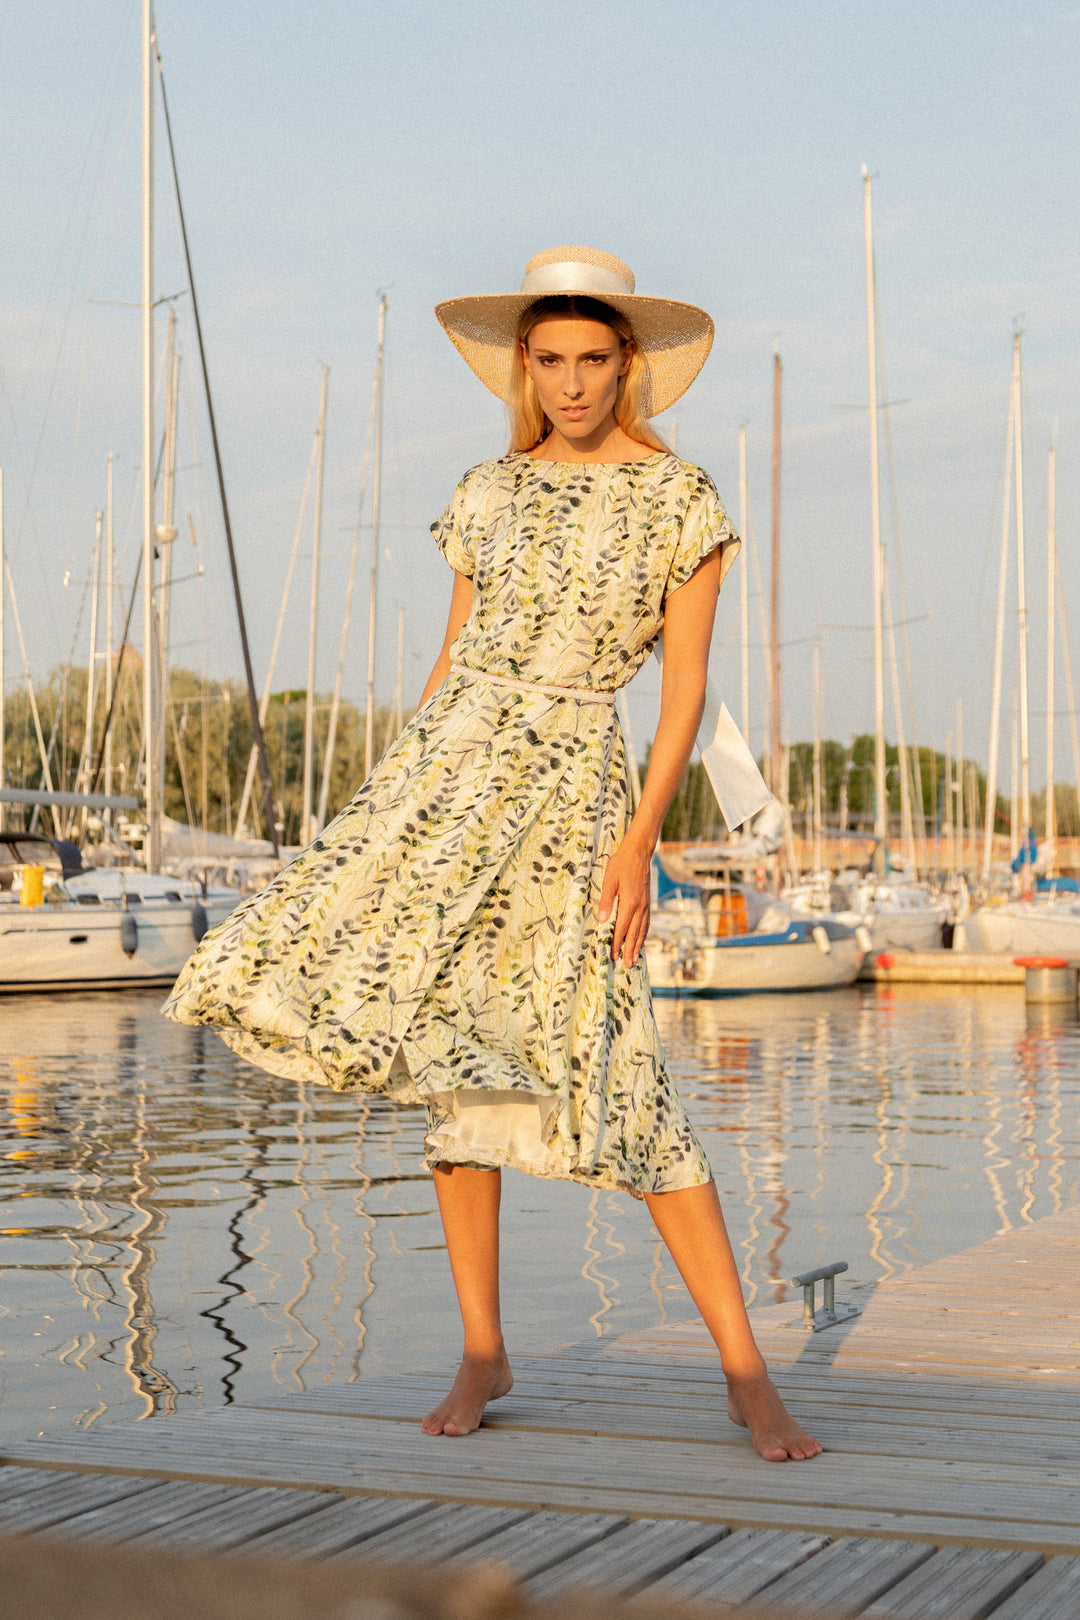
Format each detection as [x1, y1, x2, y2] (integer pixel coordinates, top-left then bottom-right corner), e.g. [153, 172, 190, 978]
[564, 367, 585, 397]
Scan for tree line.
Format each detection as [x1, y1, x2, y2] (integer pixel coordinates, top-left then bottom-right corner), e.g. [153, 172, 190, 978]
[1, 660, 401, 846]
[661, 734, 1077, 843]
[4, 666, 1074, 848]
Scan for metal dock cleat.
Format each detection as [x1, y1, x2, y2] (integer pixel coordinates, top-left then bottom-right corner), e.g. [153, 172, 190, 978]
[786, 1260, 863, 1331]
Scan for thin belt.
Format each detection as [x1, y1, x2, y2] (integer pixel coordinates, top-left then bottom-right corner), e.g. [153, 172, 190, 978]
[450, 661, 616, 706]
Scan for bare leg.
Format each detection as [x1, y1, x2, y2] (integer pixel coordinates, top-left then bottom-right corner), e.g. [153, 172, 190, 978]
[421, 1163, 514, 1436]
[644, 1181, 821, 1462]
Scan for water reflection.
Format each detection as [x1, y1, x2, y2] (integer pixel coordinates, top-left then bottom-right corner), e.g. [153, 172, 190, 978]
[0, 984, 1077, 1447]
[659, 984, 1078, 1298]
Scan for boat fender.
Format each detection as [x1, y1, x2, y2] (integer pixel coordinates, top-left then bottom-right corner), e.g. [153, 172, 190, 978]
[855, 925, 873, 953]
[811, 924, 832, 955]
[191, 902, 209, 944]
[120, 912, 139, 956]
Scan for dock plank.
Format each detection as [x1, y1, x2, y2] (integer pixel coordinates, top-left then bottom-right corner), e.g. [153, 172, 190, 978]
[0, 1466, 78, 1505]
[861, 1544, 1044, 1617]
[754, 1536, 936, 1613]
[328, 1502, 531, 1564]
[635, 1526, 831, 1605]
[0, 1470, 159, 1533]
[42, 1479, 251, 1543]
[244, 1378, 1080, 1466]
[240, 1494, 439, 1560]
[443, 1508, 630, 1579]
[523, 1516, 729, 1599]
[989, 1554, 1080, 1620]
[127, 1484, 334, 1550]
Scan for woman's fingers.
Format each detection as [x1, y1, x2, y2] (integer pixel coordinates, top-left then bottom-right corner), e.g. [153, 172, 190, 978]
[597, 867, 619, 923]
[612, 895, 650, 966]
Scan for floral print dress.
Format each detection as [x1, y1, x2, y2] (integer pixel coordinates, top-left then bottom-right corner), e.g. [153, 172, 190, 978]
[164, 452, 739, 1198]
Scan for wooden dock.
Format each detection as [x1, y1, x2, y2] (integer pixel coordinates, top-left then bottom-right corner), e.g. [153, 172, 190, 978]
[858, 949, 1027, 984]
[4, 1208, 1080, 1616]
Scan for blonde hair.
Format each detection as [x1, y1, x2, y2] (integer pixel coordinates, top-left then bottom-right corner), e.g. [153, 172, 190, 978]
[506, 296, 669, 455]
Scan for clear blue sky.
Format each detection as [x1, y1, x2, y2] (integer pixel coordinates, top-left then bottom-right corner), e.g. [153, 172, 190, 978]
[2, 1, 1078, 785]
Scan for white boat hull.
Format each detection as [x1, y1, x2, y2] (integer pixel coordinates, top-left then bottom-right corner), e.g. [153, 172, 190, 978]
[646, 925, 863, 997]
[863, 905, 949, 952]
[0, 896, 233, 993]
[961, 901, 1080, 959]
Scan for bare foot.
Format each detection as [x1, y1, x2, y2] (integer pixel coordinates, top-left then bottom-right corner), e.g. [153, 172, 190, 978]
[421, 1350, 514, 1437]
[726, 1371, 822, 1462]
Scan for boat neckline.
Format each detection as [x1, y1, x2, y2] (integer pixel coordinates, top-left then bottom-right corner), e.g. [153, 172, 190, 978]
[513, 450, 674, 469]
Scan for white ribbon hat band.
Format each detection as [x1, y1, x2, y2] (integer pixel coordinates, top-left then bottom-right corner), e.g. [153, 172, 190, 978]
[435, 245, 715, 415]
[519, 260, 634, 299]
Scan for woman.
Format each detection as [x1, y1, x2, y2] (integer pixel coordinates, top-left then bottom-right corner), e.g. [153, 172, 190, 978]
[166, 246, 820, 1463]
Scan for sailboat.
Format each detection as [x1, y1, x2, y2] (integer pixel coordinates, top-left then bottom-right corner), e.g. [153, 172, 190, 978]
[845, 166, 949, 952]
[0, 3, 258, 990]
[961, 404, 1080, 957]
[646, 836, 866, 997]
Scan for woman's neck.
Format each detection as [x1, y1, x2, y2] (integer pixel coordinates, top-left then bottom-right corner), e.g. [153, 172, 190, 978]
[528, 420, 661, 465]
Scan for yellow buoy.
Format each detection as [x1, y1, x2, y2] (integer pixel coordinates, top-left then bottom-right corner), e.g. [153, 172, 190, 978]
[19, 865, 45, 907]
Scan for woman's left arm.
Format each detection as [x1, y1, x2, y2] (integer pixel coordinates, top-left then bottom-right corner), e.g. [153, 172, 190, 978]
[599, 549, 722, 966]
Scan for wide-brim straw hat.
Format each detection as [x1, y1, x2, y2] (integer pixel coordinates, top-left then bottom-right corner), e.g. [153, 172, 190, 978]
[435, 245, 714, 418]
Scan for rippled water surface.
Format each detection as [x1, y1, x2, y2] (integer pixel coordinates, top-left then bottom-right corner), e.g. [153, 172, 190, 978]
[1, 984, 1077, 1446]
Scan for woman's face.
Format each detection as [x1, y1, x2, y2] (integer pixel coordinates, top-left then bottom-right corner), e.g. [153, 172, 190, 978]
[521, 315, 632, 445]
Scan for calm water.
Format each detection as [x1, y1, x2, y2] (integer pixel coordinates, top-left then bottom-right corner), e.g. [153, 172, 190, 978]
[1, 984, 1077, 1447]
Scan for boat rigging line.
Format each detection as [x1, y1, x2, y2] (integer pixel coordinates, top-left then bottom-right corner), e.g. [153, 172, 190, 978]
[153, 31, 278, 857]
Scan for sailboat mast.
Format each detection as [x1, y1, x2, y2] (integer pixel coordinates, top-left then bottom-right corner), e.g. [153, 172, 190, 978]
[862, 166, 887, 846]
[0, 468, 5, 827]
[316, 353, 378, 833]
[956, 696, 965, 874]
[141, 0, 158, 871]
[364, 295, 388, 779]
[769, 352, 782, 796]
[234, 415, 319, 838]
[104, 453, 114, 807]
[812, 643, 823, 872]
[1046, 443, 1056, 851]
[1010, 694, 1019, 853]
[1013, 334, 1031, 837]
[981, 356, 1016, 878]
[738, 424, 750, 745]
[301, 364, 329, 847]
[79, 511, 104, 804]
[394, 603, 405, 740]
[943, 733, 954, 877]
[155, 308, 180, 834]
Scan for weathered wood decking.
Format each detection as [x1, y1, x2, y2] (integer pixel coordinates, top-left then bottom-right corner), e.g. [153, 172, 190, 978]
[3, 1207, 1080, 1616]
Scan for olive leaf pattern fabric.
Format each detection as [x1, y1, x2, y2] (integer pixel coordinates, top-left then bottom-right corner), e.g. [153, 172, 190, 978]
[164, 452, 739, 1198]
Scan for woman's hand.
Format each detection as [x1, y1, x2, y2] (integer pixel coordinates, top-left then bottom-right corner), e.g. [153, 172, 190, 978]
[598, 832, 653, 967]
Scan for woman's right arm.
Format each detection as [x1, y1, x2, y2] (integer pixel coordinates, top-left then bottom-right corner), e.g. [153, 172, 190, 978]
[417, 571, 474, 707]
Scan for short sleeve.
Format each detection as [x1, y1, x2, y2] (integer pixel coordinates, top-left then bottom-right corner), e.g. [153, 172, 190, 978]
[665, 474, 741, 597]
[430, 477, 476, 578]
